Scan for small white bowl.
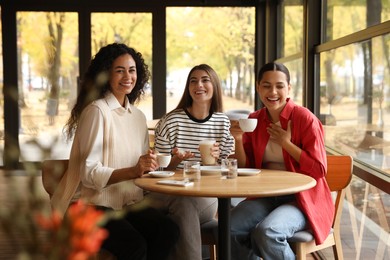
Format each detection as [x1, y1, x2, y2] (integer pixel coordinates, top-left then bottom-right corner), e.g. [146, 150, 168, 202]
[239, 118, 258, 132]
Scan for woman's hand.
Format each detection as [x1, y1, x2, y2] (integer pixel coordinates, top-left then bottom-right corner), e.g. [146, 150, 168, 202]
[160, 147, 195, 170]
[267, 121, 292, 147]
[229, 120, 244, 142]
[267, 121, 302, 163]
[172, 147, 194, 160]
[135, 149, 158, 176]
[210, 142, 220, 159]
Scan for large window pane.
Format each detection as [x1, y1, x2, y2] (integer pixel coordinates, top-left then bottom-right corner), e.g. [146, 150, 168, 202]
[17, 12, 78, 162]
[91, 12, 153, 120]
[279, 0, 303, 57]
[283, 59, 303, 106]
[166, 7, 255, 115]
[342, 175, 390, 259]
[320, 34, 390, 176]
[327, 0, 390, 41]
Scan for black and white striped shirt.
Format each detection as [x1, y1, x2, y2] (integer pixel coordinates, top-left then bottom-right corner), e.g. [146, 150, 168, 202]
[154, 109, 235, 168]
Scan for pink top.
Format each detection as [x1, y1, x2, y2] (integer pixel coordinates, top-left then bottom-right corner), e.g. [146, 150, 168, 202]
[243, 98, 334, 244]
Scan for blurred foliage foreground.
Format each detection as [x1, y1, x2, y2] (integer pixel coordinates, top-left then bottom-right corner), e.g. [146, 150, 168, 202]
[0, 176, 109, 260]
[0, 143, 121, 260]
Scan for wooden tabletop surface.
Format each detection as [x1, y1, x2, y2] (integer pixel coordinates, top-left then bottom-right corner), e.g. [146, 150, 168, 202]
[135, 169, 316, 198]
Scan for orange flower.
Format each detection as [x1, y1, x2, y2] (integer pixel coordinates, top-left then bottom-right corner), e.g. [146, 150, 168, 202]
[66, 201, 108, 258]
[34, 200, 109, 260]
[35, 210, 62, 231]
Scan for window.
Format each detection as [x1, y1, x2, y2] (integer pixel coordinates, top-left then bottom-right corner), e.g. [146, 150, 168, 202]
[326, 0, 390, 41]
[280, 0, 303, 57]
[320, 34, 390, 176]
[17, 12, 78, 161]
[91, 12, 153, 119]
[166, 7, 256, 114]
[318, 3, 390, 257]
[277, 0, 303, 106]
[283, 59, 303, 106]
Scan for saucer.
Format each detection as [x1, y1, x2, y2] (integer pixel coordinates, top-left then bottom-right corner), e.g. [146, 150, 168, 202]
[200, 166, 222, 175]
[237, 168, 261, 176]
[148, 171, 175, 178]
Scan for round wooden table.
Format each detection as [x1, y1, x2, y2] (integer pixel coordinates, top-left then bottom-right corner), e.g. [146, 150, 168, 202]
[135, 169, 316, 260]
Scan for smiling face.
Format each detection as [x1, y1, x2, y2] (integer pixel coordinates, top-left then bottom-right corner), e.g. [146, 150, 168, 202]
[108, 54, 137, 105]
[188, 69, 214, 104]
[256, 70, 291, 114]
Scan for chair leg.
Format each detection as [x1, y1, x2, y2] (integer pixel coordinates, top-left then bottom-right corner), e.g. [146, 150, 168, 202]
[333, 243, 344, 260]
[295, 243, 307, 260]
[209, 244, 216, 260]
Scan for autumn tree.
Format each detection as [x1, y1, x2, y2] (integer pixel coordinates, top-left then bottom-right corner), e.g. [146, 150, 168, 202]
[45, 12, 65, 125]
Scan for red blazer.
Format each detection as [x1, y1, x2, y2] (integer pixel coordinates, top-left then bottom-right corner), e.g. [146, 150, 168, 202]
[243, 98, 334, 244]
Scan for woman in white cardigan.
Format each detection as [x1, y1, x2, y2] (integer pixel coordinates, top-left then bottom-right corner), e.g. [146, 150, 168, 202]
[51, 43, 179, 260]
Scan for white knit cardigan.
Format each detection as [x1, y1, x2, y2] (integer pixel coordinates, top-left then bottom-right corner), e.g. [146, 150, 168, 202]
[51, 99, 113, 216]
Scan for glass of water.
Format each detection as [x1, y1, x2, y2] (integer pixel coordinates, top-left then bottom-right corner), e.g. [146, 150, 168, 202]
[221, 158, 238, 179]
[183, 161, 201, 181]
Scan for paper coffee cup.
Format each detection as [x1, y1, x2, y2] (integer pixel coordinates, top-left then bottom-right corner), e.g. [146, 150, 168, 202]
[199, 139, 216, 165]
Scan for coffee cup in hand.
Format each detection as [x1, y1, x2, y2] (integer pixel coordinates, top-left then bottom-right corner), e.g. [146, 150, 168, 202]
[157, 153, 171, 168]
[199, 139, 216, 165]
[239, 118, 257, 132]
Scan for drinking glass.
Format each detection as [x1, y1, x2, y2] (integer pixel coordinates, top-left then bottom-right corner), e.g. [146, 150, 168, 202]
[221, 158, 238, 179]
[183, 161, 201, 181]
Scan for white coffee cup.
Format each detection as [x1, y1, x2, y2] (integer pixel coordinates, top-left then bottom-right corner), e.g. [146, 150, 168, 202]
[199, 139, 216, 165]
[157, 153, 171, 168]
[239, 118, 258, 132]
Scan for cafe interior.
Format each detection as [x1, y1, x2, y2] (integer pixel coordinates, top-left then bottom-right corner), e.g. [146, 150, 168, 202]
[0, 0, 389, 259]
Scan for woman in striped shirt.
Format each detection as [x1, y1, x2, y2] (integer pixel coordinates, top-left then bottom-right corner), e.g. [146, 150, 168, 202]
[148, 64, 234, 260]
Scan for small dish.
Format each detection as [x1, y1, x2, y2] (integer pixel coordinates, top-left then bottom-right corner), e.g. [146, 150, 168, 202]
[200, 166, 222, 175]
[237, 168, 261, 176]
[148, 171, 175, 178]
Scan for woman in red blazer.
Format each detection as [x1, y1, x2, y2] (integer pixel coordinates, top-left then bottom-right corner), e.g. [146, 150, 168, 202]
[230, 62, 334, 260]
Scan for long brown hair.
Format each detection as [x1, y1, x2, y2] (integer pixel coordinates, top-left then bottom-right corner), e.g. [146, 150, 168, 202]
[174, 64, 224, 113]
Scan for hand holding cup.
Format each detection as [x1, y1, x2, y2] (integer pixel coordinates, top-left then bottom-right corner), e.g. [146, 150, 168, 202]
[199, 139, 217, 165]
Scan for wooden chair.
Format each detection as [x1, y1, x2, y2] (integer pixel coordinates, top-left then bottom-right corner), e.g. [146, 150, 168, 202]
[41, 159, 115, 260]
[41, 159, 69, 198]
[288, 155, 353, 260]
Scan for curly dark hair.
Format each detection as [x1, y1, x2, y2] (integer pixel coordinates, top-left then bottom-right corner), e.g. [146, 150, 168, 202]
[64, 43, 150, 139]
[175, 64, 223, 114]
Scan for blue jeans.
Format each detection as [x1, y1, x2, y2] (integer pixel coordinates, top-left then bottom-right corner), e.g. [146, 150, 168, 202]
[230, 196, 307, 260]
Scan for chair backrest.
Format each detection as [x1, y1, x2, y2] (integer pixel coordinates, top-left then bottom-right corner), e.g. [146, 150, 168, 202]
[326, 155, 353, 191]
[325, 155, 353, 228]
[41, 159, 69, 197]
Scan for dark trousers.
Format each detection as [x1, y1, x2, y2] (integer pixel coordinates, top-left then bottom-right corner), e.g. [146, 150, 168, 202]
[99, 206, 179, 260]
